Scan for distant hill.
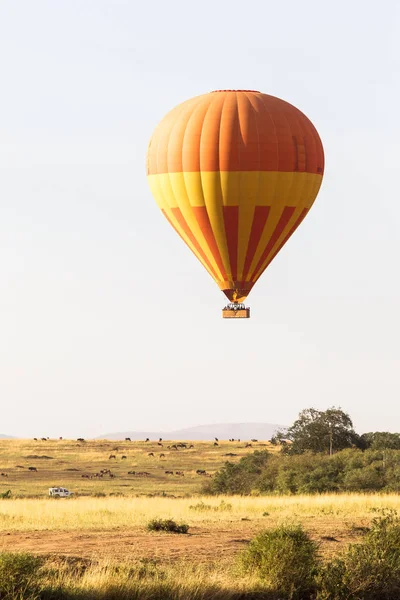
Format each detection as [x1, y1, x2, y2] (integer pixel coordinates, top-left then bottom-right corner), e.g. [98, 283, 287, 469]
[0, 434, 15, 439]
[96, 423, 285, 441]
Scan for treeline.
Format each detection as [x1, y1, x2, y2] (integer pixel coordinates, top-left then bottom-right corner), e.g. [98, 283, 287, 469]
[205, 406, 400, 495]
[206, 448, 400, 494]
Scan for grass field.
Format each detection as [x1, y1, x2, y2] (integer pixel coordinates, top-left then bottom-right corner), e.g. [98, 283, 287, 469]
[1, 440, 399, 598]
[0, 438, 275, 497]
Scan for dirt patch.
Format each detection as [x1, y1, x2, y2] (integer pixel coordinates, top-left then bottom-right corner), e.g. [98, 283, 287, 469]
[0, 519, 360, 563]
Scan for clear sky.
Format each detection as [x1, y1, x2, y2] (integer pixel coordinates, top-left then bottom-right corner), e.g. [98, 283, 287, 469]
[1, 0, 399, 438]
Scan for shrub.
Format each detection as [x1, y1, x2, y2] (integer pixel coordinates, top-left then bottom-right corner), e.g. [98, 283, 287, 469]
[189, 500, 232, 512]
[240, 524, 319, 599]
[0, 552, 42, 598]
[317, 509, 400, 599]
[147, 518, 189, 534]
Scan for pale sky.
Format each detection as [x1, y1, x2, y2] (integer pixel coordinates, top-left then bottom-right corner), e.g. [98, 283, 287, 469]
[1, 0, 399, 438]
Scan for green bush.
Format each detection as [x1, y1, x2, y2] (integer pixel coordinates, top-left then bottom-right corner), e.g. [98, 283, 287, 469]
[0, 552, 42, 599]
[317, 509, 400, 599]
[147, 518, 189, 534]
[240, 524, 318, 599]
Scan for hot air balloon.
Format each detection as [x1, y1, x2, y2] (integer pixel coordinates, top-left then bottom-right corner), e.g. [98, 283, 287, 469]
[146, 90, 324, 318]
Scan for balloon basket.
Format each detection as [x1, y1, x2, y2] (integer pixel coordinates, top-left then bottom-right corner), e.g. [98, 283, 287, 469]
[222, 303, 250, 319]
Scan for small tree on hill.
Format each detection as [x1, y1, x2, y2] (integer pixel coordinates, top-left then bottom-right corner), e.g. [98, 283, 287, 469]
[275, 407, 361, 455]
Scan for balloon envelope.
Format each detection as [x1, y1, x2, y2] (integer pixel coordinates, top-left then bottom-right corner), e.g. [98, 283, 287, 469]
[147, 90, 324, 302]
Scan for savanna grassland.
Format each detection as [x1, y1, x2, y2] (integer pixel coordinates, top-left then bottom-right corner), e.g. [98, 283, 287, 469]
[0, 437, 274, 496]
[1, 439, 400, 598]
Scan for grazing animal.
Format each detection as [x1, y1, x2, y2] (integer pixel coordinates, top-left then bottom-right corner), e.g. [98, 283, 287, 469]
[175, 471, 184, 476]
[171, 444, 177, 450]
[214, 442, 219, 447]
[77, 438, 85, 442]
[33, 438, 37, 441]
[159, 437, 162, 442]
[159, 453, 165, 458]
[1, 473, 8, 477]
[145, 438, 150, 442]
[189, 444, 194, 449]
[28, 467, 37, 472]
[165, 470, 173, 475]
[148, 452, 154, 457]
[245, 443, 252, 448]
[109, 455, 116, 460]
[16, 465, 24, 469]
[224, 453, 238, 457]
[196, 469, 206, 475]
[251, 439, 258, 442]
[41, 438, 46, 441]
[121, 455, 127, 460]
[215, 437, 219, 442]
[59, 437, 63, 440]
[125, 437, 131, 441]
[157, 442, 163, 447]
[128, 471, 136, 475]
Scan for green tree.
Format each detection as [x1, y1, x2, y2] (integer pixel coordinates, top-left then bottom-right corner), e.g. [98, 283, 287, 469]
[278, 407, 360, 455]
[361, 432, 400, 450]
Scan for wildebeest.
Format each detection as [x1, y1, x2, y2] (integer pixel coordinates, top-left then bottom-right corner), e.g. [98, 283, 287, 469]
[77, 438, 85, 442]
[196, 469, 206, 475]
[245, 443, 252, 448]
[109, 455, 116, 459]
[1, 473, 8, 477]
[157, 442, 163, 447]
[165, 470, 173, 475]
[28, 467, 37, 472]
[121, 455, 127, 460]
[125, 437, 131, 441]
[145, 438, 150, 442]
[175, 471, 184, 476]
[159, 453, 165, 458]
[41, 438, 46, 441]
[215, 437, 219, 442]
[189, 444, 194, 448]
[159, 437, 162, 442]
[214, 442, 219, 447]
[33, 438, 37, 441]
[251, 439, 258, 442]
[148, 452, 154, 457]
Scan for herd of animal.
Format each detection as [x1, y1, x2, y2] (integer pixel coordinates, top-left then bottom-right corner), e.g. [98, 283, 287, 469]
[0, 437, 264, 487]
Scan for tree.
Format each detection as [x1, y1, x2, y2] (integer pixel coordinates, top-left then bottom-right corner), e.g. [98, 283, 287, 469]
[361, 432, 400, 450]
[277, 407, 361, 455]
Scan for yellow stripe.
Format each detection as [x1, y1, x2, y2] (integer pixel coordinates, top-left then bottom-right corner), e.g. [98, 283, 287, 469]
[147, 171, 323, 290]
[147, 176, 219, 282]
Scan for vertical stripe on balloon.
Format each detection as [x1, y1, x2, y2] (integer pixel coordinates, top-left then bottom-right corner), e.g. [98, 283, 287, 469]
[222, 206, 239, 280]
[250, 206, 296, 281]
[242, 206, 271, 280]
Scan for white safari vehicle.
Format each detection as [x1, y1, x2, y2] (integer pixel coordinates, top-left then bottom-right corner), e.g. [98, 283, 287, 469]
[48, 487, 74, 498]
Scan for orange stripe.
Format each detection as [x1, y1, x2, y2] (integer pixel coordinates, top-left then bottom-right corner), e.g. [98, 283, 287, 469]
[255, 208, 309, 281]
[191, 206, 228, 281]
[223, 206, 239, 280]
[249, 207, 296, 281]
[242, 206, 271, 281]
[165, 209, 219, 280]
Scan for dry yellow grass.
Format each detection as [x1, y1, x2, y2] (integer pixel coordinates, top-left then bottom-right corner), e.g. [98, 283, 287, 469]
[0, 494, 399, 532]
[0, 438, 277, 497]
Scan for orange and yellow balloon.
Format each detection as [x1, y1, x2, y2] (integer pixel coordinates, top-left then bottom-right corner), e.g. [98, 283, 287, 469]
[146, 90, 324, 303]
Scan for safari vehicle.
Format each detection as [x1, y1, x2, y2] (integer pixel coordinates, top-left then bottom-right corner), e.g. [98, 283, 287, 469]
[48, 487, 74, 498]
